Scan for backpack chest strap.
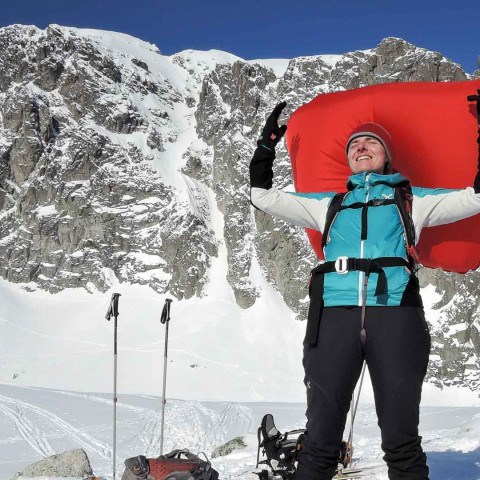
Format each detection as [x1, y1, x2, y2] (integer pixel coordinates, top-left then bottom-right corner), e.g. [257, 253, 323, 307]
[321, 184, 417, 264]
[338, 198, 396, 240]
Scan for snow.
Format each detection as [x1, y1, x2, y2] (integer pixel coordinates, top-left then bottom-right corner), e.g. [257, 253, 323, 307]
[125, 252, 166, 266]
[0, 270, 306, 402]
[318, 54, 344, 68]
[60, 26, 189, 92]
[1, 266, 480, 479]
[248, 59, 290, 78]
[446, 322, 469, 335]
[62, 26, 161, 56]
[173, 49, 245, 73]
[15, 478, 82, 480]
[33, 205, 58, 218]
[421, 283, 444, 329]
[1, 384, 479, 480]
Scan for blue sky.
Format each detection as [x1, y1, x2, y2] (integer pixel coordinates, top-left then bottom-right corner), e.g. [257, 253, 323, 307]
[1, 0, 479, 73]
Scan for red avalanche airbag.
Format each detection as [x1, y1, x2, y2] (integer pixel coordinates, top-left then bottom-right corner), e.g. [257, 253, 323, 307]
[286, 80, 480, 273]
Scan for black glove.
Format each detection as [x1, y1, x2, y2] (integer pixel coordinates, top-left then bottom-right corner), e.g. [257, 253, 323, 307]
[468, 90, 480, 193]
[250, 102, 287, 189]
[257, 101, 288, 150]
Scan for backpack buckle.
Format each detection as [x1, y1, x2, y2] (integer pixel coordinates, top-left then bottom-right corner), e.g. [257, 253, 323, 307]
[335, 256, 349, 274]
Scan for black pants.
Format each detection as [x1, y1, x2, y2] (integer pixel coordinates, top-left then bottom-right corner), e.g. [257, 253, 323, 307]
[297, 306, 431, 480]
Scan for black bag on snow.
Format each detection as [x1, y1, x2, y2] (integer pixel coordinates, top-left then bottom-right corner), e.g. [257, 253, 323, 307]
[256, 414, 304, 479]
[255, 414, 353, 480]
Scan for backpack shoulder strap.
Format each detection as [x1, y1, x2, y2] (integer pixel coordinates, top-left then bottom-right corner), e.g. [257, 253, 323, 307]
[321, 192, 349, 251]
[322, 185, 419, 265]
[393, 182, 419, 264]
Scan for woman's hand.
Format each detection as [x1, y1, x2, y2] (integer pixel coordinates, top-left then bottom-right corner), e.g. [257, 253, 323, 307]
[257, 101, 288, 151]
[468, 90, 480, 192]
[250, 102, 288, 190]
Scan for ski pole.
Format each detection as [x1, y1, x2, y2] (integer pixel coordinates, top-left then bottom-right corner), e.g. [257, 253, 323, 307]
[345, 272, 369, 467]
[159, 298, 173, 455]
[346, 361, 367, 468]
[106, 293, 121, 479]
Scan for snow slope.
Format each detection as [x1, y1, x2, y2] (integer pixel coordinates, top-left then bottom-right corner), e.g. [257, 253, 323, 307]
[0, 272, 306, 403]
[2, 274, 479, 405]
[1, 384, 479, 480]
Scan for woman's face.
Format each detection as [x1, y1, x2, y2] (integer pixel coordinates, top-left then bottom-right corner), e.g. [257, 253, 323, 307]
[347, 136, 386, 174]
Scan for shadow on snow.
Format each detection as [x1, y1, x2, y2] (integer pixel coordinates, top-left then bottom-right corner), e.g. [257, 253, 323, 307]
[427, 448, 480, 480]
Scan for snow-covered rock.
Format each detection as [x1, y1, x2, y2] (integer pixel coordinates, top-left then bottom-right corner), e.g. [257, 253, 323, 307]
[211, 437, 247, 458]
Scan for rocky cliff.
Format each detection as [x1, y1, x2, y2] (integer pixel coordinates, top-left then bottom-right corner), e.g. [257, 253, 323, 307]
[0, 24, 478, 392]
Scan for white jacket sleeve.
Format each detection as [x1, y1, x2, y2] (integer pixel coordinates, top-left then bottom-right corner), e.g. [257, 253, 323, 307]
[251, 187, 334, 232]
[412, 186, 480, 242]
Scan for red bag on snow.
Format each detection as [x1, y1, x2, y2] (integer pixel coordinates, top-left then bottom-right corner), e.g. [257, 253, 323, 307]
[286, 79, 480, 273]
[122, 450, 218, 480]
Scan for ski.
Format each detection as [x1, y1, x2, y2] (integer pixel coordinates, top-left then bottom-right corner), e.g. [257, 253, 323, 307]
[334, 464, 385, 479]
[333, 468, 364, 479]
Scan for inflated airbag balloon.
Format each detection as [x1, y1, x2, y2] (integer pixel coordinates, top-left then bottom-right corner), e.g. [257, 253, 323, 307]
[286, 80, 480, 273]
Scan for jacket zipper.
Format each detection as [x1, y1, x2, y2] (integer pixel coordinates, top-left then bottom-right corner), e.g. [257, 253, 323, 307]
[358, 174, 370, 306]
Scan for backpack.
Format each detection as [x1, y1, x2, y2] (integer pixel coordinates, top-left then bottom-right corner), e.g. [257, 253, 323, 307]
[122, 450, 218, 480]
[322, 182, 419, 266]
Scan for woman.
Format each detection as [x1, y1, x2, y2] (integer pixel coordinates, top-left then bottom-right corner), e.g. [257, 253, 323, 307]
[249, 99, 480, 480]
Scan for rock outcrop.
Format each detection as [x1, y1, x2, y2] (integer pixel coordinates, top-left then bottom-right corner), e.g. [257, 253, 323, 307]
[9, 448, 93, 480]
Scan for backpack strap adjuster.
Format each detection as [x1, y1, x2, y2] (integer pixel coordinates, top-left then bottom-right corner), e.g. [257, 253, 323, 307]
[335, 256, 349, 274]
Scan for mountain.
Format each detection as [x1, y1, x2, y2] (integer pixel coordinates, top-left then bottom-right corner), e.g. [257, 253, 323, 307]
[0, 23, 479, 396]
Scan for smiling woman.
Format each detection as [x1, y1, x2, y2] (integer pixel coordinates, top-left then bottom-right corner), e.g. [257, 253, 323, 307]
[345, 123, 392, 175]
[248, 91, 480, 480]
[348, 137, 386, 174]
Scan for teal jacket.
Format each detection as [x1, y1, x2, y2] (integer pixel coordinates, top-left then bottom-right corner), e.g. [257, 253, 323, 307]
[251, 172, 480, 307]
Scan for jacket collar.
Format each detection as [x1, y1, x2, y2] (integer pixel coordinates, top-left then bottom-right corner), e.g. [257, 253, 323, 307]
[346, 171, 408, 190]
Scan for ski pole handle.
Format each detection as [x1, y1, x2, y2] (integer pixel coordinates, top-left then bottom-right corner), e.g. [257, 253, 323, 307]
[105, 293, 121, 320]
[160, 298, 173, 324]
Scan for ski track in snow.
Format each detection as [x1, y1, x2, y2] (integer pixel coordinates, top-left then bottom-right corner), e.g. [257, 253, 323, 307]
[45, 391, 253, 459]
[0, 400, 55, 458]
[0, 394, 111, 460]
[0, 315, 111, 349]
[55, 389, 146, 413]
[1, 385, 479, 480]
[140, 410, 163, 457]
[132, 401, 255, 459]
[206, 403, 254, 447]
